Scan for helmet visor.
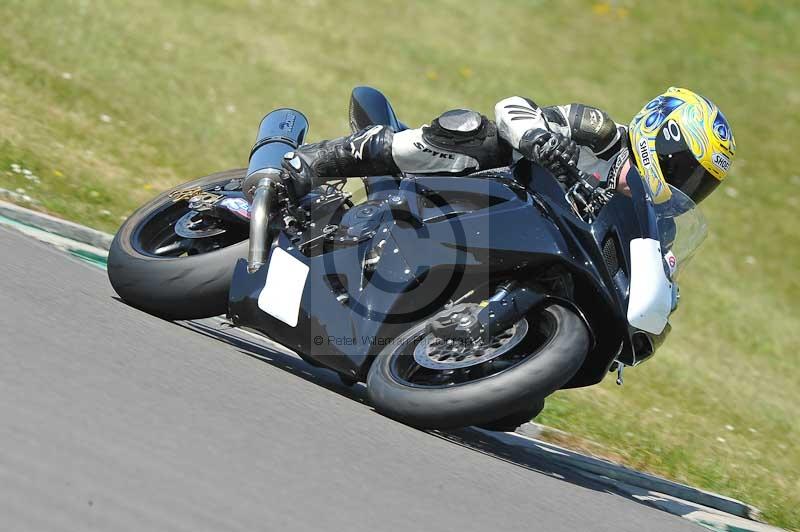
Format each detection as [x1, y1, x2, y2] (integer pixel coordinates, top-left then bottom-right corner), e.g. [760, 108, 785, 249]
[656, 132, 720, 203]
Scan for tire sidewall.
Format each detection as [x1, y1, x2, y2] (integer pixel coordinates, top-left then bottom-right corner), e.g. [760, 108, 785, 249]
[366, 304, 588, 429]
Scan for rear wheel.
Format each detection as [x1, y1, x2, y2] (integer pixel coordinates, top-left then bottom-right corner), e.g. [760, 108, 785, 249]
[108, 169, 250, 320]
[367, 304, 588, 430]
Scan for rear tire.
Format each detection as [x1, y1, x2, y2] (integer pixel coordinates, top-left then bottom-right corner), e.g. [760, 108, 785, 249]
[367, 304, 588, 430]
[108, 169, 249, 320]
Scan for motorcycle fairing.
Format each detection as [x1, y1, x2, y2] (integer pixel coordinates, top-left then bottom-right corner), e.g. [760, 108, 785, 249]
[229, 164, 644, 386]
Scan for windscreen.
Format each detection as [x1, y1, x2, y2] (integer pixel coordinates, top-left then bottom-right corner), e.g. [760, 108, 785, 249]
[653, 185, 708, 278]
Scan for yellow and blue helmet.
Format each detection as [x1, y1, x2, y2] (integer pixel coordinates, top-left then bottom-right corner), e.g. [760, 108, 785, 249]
[628, 87, 736, 204]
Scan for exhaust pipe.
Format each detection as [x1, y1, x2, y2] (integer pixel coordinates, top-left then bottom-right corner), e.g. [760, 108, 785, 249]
[243, 109, 308, 272]
[246, 176, 276, 272]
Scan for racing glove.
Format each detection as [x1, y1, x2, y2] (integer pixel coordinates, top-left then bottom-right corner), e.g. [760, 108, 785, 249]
[518, 129, 580, 180]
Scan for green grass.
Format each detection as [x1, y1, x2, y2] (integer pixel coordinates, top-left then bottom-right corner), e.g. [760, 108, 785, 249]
[1, 0, 798, 527]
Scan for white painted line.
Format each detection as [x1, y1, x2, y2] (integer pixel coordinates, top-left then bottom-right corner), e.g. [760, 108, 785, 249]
[0, 200, 112, 249]
[0, 214, 108, 269]
[503, 429, 762, 522]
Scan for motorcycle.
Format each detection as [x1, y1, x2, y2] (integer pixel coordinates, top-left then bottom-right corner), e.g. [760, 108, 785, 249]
[108, 87, 707, 430]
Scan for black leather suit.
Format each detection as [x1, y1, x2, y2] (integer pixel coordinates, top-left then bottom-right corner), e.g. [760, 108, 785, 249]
[289, 96, 631, 195]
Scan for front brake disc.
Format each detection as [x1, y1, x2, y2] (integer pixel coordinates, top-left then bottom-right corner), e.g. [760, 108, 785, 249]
[412, 319, 528, 370]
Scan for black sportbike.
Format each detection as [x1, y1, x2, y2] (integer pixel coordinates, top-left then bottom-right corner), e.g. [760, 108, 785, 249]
[108, 87, 706, 431]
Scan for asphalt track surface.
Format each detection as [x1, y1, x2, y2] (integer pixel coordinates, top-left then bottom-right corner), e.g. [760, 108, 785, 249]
[0, 227, 701, 531]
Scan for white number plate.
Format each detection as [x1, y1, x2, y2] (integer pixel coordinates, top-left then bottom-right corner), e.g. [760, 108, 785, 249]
[257, 247, 309, 327]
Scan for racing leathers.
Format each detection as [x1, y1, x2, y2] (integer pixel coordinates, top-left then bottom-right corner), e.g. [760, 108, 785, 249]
[282, 96, 631, 200]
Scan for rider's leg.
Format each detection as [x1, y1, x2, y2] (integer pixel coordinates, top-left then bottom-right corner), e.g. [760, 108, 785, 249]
[293, 109, 512, 180]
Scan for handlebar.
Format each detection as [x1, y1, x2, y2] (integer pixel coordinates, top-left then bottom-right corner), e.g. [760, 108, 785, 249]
[560, 165, 612, 222]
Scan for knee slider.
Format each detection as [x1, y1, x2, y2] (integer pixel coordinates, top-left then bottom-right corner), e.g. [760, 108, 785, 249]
[422, 109, 511, 169]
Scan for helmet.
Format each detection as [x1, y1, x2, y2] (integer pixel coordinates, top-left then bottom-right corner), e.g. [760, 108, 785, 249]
[628, 87, 735, 204]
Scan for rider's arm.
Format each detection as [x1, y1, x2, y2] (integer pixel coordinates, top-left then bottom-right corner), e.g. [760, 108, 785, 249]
[494, 96, 550, 150]
[495, 97, 629, 186]
[494, 96, 579, 178]
[495, 96, 621, 157]
[540, 103, 623, 158]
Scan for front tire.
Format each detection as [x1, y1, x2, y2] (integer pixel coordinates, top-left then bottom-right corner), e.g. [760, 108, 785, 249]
[108, 169, 249, 320]
[477, 398, 545, 432]
[366, 304, 588, 430]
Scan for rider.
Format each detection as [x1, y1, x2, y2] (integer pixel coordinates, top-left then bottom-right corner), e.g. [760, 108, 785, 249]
[281, 87, 736, 208]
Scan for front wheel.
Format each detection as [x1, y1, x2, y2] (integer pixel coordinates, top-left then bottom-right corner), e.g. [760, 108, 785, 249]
[366, 304, 588, 430]
[477, 398, 545, 432]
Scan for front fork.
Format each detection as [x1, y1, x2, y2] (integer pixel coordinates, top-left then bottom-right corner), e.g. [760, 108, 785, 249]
[476, 281, 545, 338]
[431, 282, 546, 342]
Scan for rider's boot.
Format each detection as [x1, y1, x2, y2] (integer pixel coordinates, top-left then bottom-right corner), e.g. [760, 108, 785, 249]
[300, 125, 400, 176]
